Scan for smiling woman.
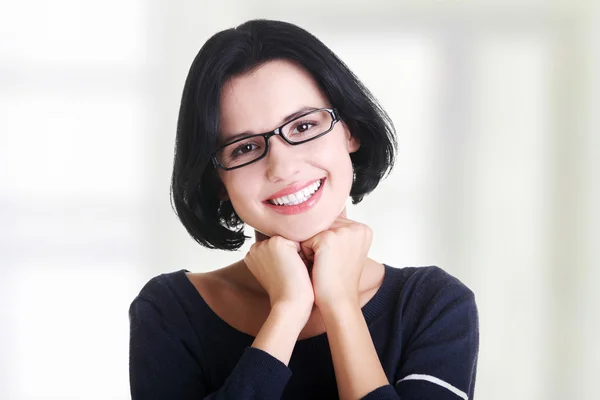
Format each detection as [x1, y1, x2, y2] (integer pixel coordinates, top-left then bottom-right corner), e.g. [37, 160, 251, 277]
[216, 60, 360, 241]
[128, 19, 479, 400]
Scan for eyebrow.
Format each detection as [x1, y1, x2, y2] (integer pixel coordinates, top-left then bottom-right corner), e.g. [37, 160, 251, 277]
[219, 106, 318, 146]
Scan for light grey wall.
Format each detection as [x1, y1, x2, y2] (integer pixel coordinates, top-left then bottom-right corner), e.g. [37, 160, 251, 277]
[1, 1, 598, 399]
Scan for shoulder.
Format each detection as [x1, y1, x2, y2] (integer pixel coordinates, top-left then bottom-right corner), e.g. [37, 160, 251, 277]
[386, 265, 475, 302]
[383, 265, 478, 332]
[131, 268, 230, 303]
[129, 266, 247, 327]
[129, 269, 200, 327]
[381, 266, 479, 398]
[365, 265, 479, 391]
[132, 269, 189, 304]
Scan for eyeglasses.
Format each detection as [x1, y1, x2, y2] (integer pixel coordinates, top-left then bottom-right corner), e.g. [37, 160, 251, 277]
[212, 108, 339, 171]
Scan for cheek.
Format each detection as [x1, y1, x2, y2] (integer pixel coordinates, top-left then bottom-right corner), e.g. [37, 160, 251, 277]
[225, 177, 248, 201]
[220, 173, 260, 217]
[308, 132, 350, 161]
[318, 135, 354, 170]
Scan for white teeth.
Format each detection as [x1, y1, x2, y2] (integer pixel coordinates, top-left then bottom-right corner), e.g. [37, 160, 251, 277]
[269, 179, 323, 206]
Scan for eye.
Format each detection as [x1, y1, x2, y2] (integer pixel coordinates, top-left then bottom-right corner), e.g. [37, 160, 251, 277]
[291, 121, 316, 134]
[297, 123, 312, 132]
[232, 143, 258, 155]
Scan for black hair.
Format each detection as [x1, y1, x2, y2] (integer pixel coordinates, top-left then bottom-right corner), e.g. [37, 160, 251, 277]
[170, 19, 396, 251]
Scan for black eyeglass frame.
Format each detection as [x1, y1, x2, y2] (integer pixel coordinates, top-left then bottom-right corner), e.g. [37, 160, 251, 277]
[211, 108, 340, 171]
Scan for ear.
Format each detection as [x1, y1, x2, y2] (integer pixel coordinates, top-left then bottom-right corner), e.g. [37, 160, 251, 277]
[218, 185, 229, 201]
[342, 121, 361, 153]
[348, 134, 361, 153]
[214, 174, 229, 201]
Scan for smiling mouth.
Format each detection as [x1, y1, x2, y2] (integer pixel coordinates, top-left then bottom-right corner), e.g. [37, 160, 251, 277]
[267, 179, 323, 206]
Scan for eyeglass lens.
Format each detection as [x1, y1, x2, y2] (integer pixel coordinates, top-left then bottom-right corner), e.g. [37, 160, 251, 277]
[216, 109, 333, 169]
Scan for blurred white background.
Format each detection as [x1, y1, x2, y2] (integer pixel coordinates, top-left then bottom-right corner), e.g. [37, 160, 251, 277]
[1, 1, 598, 399]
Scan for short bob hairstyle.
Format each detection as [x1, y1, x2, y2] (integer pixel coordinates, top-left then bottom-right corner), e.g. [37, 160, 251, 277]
[171, 19, 396, 251]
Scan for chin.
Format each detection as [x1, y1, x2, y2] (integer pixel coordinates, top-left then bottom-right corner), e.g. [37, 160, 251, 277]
[248, 192, 350, 241]
[270, 215, 337, 242]
[279, 230, 317, 243]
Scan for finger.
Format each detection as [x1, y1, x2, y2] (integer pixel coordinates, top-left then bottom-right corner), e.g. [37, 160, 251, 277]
[296, 240, 310, 258]
[298, 250, 312, 267]
[300, 238, 316, 261]
[292, 240, 302, 253]
[279, 237, 309, 263]
[301, 245, 314, 262]
[285, 239, 311, 264]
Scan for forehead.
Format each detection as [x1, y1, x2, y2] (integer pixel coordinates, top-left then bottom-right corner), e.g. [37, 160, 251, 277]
[219, 60, 329, 136]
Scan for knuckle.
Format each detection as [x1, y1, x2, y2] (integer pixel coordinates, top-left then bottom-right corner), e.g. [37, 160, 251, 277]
[322, 231, 334, 241]
[268, 236, 284, 247]
[271, 236, 284, 244]
[337, 227, 351, 237]
[248, 243, 258, 254]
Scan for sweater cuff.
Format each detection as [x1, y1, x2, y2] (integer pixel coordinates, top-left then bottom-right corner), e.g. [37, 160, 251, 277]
[226, 346, 292, 397]
[361, 384, 399, 400]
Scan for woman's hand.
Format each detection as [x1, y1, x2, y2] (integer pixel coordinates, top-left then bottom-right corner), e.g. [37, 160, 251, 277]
[301, 217, 388, 400]
[245, 235, 315, 366]
[244, 236, 314, 315]
[300, 215, 373, 309]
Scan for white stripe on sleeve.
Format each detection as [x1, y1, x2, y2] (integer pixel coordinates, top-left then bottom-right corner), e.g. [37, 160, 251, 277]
[395, 374, 468, 400]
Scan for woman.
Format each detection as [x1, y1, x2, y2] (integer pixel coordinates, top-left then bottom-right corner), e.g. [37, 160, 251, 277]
[129, 19, 479, 400]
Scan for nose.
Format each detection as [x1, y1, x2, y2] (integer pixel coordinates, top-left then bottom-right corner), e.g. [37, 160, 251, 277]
[265, 135, 302, 182]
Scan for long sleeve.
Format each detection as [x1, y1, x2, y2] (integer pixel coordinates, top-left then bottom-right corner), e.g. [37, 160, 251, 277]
[129, 266, 477, 399]
[129, 297, 292, 400]
[361, 267, 479, 400]
[394, 273, 478, 399]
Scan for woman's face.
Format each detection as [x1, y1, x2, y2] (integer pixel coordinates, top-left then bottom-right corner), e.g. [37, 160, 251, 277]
[217, 59, 359, 242]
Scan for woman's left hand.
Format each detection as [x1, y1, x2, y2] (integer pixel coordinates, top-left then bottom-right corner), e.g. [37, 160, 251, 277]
[300, 213, 373, 309]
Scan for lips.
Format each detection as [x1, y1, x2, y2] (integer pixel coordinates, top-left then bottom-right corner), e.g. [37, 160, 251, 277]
[263, 178, 325, 215]
[264, 178, 324, 202]
[267, 179, 322, 206]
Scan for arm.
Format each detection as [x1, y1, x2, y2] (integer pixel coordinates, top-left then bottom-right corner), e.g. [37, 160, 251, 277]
[130, 236, 315, 399]
[318, 299, 389, 399]
[303, 214, 478, 399]
[129, 297, 305, 400]
[321, 274, 479, 400]
[252, 301, 311, 365]
[303, 216, 393, 399]
[391, 282, 479, 399]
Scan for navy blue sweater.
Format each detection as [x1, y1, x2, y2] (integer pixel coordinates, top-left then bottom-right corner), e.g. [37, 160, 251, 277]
[129, 265, 479, 399]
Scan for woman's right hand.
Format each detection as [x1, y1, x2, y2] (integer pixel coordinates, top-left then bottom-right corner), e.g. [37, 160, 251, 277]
[244, 235, 314, 313]
[244, 235, 314, 366]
